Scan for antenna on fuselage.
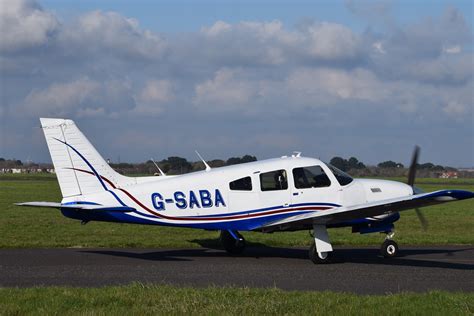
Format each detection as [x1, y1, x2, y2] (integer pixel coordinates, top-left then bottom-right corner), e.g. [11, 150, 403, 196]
[195, 150, 211, 172]
[150, 158, 166, 176]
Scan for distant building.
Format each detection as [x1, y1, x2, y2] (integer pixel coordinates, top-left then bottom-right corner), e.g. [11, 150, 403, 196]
[458, 168, 474, 172]
[439, 171, 458, 179]
[0, 167, 55, 174]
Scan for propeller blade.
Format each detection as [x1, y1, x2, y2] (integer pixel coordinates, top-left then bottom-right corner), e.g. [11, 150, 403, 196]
[407, 145, 420, 187]
[407, 146, 426, 230]
[415, 208, 428, 231]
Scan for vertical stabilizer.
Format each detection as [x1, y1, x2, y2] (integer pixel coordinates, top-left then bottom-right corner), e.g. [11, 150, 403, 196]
[40, 118, 132, 198]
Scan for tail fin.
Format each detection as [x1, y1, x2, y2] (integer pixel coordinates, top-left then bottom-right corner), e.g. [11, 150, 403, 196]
[40, 118, 133, 198]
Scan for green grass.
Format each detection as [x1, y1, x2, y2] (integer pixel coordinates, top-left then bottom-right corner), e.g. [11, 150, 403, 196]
[0, 284, 472, 315]
[1, 174, 473, 248]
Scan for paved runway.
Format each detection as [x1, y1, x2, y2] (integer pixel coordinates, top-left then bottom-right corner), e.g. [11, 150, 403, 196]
[1, 246, 473, 294]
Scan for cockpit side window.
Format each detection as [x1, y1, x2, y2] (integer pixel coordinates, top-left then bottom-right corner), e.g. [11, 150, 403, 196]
[327, 164, 354, 186]
[292, 165, 331, 189]
[260, 169, 288, 191]
[229, 176, 252, 191]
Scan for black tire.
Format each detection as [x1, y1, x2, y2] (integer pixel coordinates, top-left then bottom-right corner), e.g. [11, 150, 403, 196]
[309, 242, 332, 264]
[220, 230, 246, 254]
[381, 240, 399, 258]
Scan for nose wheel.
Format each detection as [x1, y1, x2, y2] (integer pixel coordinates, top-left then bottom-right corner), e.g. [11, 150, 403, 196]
[380, 232, 399, 258]
[308, 224, 334, 264]
[309, 242, 332, 264]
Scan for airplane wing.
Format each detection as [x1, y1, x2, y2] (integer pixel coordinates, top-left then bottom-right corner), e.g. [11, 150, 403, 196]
[15, 202, 135, 213]
[261, 190, 474, 230]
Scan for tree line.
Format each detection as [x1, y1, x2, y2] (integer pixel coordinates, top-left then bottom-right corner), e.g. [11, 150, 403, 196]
[1, 155, 470, 178]
[329, 156, 456, 172]
[109, 155, 257, 175]
[329, 156, 460, 178]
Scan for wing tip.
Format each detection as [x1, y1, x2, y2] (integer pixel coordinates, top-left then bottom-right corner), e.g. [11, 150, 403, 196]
[418, 190, 474, 201]
[448, 190, 474, 200]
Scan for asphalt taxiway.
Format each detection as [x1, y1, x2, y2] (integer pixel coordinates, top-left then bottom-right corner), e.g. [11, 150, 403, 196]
[1, 246, 472, 294]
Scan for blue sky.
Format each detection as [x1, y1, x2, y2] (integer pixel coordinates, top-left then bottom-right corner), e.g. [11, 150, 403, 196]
[41, 0, 473, 33]
[0, 0, 473, 167]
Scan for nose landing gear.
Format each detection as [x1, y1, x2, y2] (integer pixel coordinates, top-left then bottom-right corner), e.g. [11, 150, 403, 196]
[220, 230, 246, 254]
[381, 232, 399, 258]
[309, 224, 334, 264]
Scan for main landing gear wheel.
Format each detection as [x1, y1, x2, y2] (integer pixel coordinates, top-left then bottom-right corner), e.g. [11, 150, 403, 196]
[309, 242, 332, 264]
[220, 230, 246, 254]
[381, 239, 399, 258]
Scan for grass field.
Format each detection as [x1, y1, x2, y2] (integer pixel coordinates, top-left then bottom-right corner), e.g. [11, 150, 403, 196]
[1, 173, 473, 249]
[0, 283, 473, 315]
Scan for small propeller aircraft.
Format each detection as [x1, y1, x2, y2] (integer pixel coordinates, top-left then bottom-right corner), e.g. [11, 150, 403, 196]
[17, 118, 474, 263]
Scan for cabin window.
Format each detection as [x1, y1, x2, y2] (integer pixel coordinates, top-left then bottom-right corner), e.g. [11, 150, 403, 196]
[260, 169, 288, 191]
[229, 176, 253, 191]
[327, 164, 353, 186]
[292, 165, 331, 189]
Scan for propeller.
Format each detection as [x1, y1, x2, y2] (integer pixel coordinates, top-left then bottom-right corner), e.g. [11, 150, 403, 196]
[407, 146, 428, 231]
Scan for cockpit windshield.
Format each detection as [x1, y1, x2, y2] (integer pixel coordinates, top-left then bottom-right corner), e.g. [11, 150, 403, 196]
[327, 164, 353, 186]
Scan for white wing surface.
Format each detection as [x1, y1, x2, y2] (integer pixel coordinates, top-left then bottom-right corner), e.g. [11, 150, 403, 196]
[261, 190, 474, 230]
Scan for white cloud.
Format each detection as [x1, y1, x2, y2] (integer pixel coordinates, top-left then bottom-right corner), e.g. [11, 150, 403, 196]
[198, 20, 294, 65]
[202, 20, 292, 42]
[305, 22, 362, 61]
[201, 20, 231, 36]
[193, 68, 259, 110]
[400, 54, 472, 84]
[443, 101, 467, 116]
[132, 80, 174, 116]
[22, 77, 134, 117]
[444, 45, 461, 54]
[138, 80, 174, 103]
[238, 20, 288, 41]
[24, 77, 100, 113]
[287, 68, 387, 104]
[59, 10, 167, 60]
[0, 0, 58, 52]
[76, 107, 106, 118]
[372, 41, 386, 54]
[199, 20, 363, 65]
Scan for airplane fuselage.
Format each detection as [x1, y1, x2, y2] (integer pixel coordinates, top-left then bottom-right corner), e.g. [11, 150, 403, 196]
[61, 156, 412, 232]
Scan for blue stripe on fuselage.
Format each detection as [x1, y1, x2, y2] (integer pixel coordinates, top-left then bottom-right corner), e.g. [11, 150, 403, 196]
[60, 208, 314, 231]
[188, 202, 341, 218]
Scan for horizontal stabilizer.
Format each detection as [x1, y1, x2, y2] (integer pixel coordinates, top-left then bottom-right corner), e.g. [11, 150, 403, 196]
[15, 202, 135, 213]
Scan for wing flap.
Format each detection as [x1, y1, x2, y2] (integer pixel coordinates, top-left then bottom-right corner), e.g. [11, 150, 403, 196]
[15, 202, 135, 212]
[262, 189, 474, 229]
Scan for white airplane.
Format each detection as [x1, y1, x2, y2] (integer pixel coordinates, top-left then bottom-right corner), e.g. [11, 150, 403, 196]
[17, 118, 474, 264]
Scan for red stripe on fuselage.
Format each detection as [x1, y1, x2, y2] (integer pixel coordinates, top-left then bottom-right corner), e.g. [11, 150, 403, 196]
[71, 167, 332, 221]
[119, 186, 330, 221]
